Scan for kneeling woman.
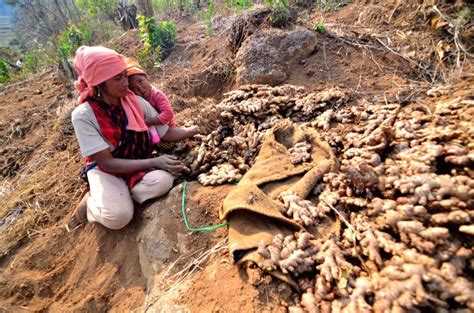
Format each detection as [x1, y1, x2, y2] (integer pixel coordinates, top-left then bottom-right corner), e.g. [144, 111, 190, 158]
[71, 46, 185, 229]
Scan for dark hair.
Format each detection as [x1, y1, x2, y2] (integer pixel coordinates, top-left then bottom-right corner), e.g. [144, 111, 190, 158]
[128, 73, 147, 81]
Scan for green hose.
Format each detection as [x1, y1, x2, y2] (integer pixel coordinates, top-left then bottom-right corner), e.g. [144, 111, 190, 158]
[181, 180, 228, 232]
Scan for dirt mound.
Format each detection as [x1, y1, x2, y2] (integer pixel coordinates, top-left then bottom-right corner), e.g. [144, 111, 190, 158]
[299, 1, 473, 82]
[0, 2, 473, 312]
[235, 26, 317, 85]
[0, 68, 83, 257]
[110, 18, 236, 102]
[0, 212, 146, 311]
[109, 29, 142, 61]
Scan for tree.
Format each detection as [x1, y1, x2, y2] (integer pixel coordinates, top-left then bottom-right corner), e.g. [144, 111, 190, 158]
[136, 0, 153, 17]
[76, 0, 118, 24]
[116, 1, 139, 31]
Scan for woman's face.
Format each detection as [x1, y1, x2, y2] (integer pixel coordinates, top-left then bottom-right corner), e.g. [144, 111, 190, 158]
[102, 71, 129, 98]
[129, 74, 152, 98]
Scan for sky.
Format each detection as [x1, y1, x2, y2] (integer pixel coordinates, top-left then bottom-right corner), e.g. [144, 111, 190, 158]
[0, 0, 14, 17]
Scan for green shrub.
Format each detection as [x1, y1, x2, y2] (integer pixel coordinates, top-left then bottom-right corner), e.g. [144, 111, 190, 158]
[0, 58, 10, 83]
[77, 0, 117, 18]
[138, 15, 177, 59]
[24, 51, 39, 73]
[230, 0, 253, 11]
[315, 0, 348, 12]
[153, 0, 197, 12]
[57, 24, 94, 61]
[136, 46, 162, 70]
[205, 0, 215, 37]
[265, 0, 291, 27]
[312, 22, 326, 33]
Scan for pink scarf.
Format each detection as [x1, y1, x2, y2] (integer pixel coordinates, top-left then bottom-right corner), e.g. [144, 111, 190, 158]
[73, 46, 147, 131]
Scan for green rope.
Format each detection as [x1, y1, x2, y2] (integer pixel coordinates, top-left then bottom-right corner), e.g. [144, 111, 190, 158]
[181, 180, 228, 232]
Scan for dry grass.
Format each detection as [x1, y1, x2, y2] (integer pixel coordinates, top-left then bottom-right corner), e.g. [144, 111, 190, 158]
[313, 1, 473, 84]
[0, 102, 84, 257]
[141, 237, 228, 311]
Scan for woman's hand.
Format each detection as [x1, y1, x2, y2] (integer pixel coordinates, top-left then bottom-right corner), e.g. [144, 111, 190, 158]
[187, 125, 200, 137]
[152, 155, 186, 175]
[91, 149, 186, 175]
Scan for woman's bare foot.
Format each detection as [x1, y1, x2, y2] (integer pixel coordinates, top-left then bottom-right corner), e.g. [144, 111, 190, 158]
[69, 192, 89, 228]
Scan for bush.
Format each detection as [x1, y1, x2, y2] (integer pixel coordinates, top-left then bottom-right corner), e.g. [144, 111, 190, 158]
[0, 58, 10, 83]
[138, 15, 177, 60]
[24, 51, 39, 73]
[206, 0, 215, 37]
[153, 0, 198, 12]
[58, 24, 93, 58]
[229, 0, 253, 11]
[265, 0, 291, 27]
[312, 22, 326, 33]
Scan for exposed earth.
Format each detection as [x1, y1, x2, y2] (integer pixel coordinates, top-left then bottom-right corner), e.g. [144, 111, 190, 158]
[0, 1, 472, 312]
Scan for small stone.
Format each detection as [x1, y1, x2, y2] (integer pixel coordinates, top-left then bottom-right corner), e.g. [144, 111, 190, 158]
[306, 69, 315, 77]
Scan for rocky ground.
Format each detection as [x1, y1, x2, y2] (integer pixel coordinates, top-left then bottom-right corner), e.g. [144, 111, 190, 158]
[0, 1, 472, 311]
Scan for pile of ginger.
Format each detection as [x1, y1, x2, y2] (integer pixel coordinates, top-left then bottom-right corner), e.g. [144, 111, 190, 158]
[259, 91, 473, 312]
[174, 84, 473, 311]
[173, 84, 349, 185]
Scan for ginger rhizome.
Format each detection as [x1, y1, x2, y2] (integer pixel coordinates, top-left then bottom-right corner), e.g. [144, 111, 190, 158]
[176, 84, 473, 312]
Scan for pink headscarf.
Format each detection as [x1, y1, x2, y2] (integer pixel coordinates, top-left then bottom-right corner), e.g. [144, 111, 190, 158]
[73, 46, 147, 131]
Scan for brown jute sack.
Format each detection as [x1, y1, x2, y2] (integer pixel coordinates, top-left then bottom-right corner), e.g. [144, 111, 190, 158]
[220, 120, 337, 267]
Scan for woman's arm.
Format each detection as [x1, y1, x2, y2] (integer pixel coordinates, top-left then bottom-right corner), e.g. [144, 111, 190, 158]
[144, 115, 164, 126]
[91, 149, 186, 174]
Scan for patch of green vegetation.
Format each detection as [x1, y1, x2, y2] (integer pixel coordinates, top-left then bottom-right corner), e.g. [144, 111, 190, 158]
[312, 22, 326, 33]
[265, 0, 291, 27]
[315, 0, 348, 12]
[137, 16, 177, 68]
[231, 0, 253, 11]
[206, 0, 215, 37]
[152, 0, 198, 13]
[58, 24, 93, 58]
[24, 50, 39, 73]
[455, 6, 473, 21]
[0, 58, 10, 83]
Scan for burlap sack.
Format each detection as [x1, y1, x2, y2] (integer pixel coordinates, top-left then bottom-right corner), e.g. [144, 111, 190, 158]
[220, 120, 337, 269]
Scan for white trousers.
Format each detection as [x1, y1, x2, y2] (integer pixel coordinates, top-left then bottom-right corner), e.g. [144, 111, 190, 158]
[86, 167, 174, 229]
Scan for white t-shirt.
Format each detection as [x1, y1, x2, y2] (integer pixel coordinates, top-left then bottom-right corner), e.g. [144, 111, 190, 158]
[71, 96, 158, 157]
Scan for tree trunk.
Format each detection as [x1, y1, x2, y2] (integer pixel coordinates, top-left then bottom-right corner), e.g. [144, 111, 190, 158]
[70, 0, 81, 19]
[53, 0, 69, 27]
[136, 0, 154, 17]
[117, 3, 139, 31]
[63, 0, 79, 23]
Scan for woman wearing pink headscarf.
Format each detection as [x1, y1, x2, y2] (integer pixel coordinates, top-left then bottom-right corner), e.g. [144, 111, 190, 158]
[70, 46, 185, 229]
